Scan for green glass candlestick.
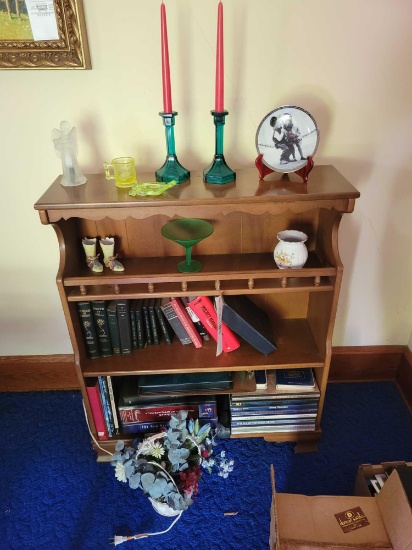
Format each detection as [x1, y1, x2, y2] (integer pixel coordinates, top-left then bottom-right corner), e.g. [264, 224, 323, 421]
[156, 112, 190, 184]
[203, 110, 236, 184]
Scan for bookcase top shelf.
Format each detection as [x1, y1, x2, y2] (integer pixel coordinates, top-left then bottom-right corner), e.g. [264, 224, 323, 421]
[34, 165, 360, 223]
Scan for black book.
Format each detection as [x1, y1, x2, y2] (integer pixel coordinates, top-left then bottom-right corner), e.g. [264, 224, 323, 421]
[148, 298, 160, 345]
[76, 301, 99, 359]
[116, 299, 132, 355]
[106, 301, 121, 355]
[154, 298, 174, 345]
[184, 297, 210, 341]
[91, 300, 112, 357]
[138, 372, 233, 394]
[222, 295, 277, 355]
[134, 299, 146, 349]
[129, 300, 139, 350]
[141, 299, 153, 346]
[160, 297, 191, 345]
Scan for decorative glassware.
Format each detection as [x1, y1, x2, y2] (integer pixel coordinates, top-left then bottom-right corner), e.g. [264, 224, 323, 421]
[274, 230, 308, 269]
[156, 112, 190, 184]
[161, 218, 214, 273]
[203, 110, 236, 184]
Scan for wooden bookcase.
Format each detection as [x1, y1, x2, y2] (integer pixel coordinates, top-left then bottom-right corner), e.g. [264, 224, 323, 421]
[35, 165, 359, 457]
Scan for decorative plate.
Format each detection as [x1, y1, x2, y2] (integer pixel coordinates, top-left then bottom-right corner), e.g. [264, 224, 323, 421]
[255, 106, 319, 174]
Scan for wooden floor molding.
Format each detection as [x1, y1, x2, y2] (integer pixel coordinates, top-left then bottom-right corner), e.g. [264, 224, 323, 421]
[0, 346, 411, 400]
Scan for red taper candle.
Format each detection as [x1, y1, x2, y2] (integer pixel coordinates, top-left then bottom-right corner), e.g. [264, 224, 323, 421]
[161, 2, 172, 113]
[215, 1, 224, 111]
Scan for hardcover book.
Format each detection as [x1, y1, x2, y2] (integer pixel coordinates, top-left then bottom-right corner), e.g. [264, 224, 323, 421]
[138, 372, 233, 394]
[148, 298, 161, 345]
[189, 296, 240, 353]
[184, 297, 210, 341]
[154, 298, 174, 345]
[91, 300, 112, 357]
[275, 368, 315, 390]
[106, 301, 121, 355]
[122, 416, 217, 435]
[76, 301, 99, 359]
[129, 300, 139, 350]
[134, 299, 146, 349]
[85, 378, 108, 440]
[142, 299, 153, 346]
[98, 376, 114, 436]
[116, 300, 132, 355]
[160, 298, 192, 345]
[230, 372, 320, 402]
[255, 370, 267, 389]
[169, 297, 203, 348]
[222, 295, 277, 355]
[118, 400, 217, 424]
[106, 375, 120, 435]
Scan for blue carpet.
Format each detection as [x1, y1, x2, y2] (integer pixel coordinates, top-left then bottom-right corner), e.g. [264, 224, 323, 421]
[1, 382, 411, 550]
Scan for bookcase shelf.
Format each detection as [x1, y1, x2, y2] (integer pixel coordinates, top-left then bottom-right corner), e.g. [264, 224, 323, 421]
[35, 165, 359, 457]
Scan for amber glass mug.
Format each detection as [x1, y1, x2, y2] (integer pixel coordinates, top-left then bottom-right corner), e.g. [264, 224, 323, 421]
[104, 157, 136, 188]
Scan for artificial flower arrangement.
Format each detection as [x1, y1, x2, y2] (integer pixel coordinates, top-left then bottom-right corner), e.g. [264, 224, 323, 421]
[112, 411, 234, 517]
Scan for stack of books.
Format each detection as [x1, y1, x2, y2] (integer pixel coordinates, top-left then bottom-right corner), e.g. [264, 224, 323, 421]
[117, 376, 218, 434]
[230, 369, 319, 435]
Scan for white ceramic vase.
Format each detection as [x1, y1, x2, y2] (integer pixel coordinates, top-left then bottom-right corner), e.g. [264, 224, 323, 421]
[273, 230, 308, 269]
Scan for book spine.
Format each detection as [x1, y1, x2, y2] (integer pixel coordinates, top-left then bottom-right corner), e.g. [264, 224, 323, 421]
[189, 296, 240, 353]
[106, 302, 121, 355]
[231, 413, 317, 422]
[129, 303, 138, 350]
[76, 301, 100, 359]
[118, 403, 217, 423]
[86, 380, 108, 440]
[230, 403, 319, 412]
[154, 300, 173, 345]
[142, 300, 153, 346]
[135, 300, 146, 349]
[117, 300, 132, 355]
[106, 375, 120, 435]
[97, 376, 114, 437]
[231, 424, 316, 434]
[91, 301, 112, 357]
[122, 417, 217, 434]
[185, 297, 210, 341]
[169, 298, 203, 348]
[160, 301, 192, 345]
[148, 300, 160, 345]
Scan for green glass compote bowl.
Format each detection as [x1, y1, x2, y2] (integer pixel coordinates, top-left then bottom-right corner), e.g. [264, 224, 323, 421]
[161, 218, 214, 273]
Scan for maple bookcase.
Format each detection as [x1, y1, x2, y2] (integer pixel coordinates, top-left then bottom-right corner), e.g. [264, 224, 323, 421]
[35, 165, 359, 457]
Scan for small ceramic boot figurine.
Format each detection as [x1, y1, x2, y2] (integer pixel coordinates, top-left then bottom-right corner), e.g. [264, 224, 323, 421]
[82, 238, 103, 272]
[100, 237, 125, 271]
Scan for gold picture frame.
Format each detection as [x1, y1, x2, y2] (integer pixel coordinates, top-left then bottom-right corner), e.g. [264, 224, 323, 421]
[0, 0, 91, 69]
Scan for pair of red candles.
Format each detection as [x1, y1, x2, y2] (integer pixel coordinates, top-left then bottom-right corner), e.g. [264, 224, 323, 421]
[161, 2, 225, 113]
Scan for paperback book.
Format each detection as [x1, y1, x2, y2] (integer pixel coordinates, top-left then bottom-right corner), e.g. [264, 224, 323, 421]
[275, 368, 315, 390]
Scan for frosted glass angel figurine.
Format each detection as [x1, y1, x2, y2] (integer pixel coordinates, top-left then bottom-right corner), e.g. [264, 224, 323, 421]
[52, 120, 87, 186]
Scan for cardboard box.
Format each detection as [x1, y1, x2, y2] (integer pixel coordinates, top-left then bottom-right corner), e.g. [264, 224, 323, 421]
[270, 466, 412, 550]
[355, 461, 412, 497]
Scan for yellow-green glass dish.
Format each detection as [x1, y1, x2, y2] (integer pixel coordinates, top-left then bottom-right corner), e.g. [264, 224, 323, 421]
[128, 180, 177, 197]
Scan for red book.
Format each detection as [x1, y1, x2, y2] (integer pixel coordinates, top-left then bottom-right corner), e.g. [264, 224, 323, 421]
[119, 404, 200, 424]
[189, 296, 240, 353]
[169, 298, 203, 348]
[86, 379, 108, 440]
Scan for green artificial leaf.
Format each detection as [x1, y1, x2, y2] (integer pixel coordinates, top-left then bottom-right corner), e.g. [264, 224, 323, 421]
[188, 418, 194, 434]
[194, 419, 199, 436]
[196, 423, 211, 443]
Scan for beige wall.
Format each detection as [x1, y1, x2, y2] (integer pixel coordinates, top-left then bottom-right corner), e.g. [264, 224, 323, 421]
[1, 0, 411, 355]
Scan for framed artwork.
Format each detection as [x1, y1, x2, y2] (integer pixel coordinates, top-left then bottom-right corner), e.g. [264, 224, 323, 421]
[256, 106, 319, 174]
[0, 0, 91, 69]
